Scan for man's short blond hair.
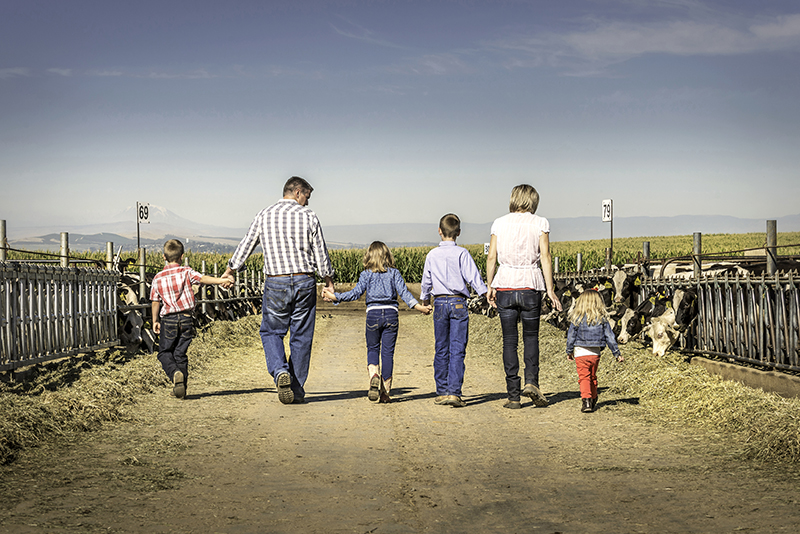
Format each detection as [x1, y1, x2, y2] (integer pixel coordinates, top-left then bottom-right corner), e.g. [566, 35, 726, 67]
[164, 239, 184, 263]
[509, 184, 539, 214]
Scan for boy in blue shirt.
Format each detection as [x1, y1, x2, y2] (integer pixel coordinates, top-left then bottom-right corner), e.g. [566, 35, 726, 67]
[420, 213, 488, 407]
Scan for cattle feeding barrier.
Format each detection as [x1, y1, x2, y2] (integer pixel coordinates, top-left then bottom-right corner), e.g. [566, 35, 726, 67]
[0, 263, 120, 372]
[553, 265, 800, 375]
[1, 225, 266, 372]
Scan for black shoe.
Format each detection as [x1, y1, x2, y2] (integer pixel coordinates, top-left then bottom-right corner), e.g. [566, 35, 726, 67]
[581, 398, 593, 413]
[276, 372, 294, 404]
[591, 397, 597, 410]
[503, 400, 522, 409]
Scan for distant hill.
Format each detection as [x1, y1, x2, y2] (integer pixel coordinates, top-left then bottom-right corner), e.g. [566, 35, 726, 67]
[5, 206, 799, 253]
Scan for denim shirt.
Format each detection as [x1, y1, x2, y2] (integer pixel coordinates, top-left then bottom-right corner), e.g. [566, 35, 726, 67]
[566, 318, 621, 358]
[335, 268, 419, 310]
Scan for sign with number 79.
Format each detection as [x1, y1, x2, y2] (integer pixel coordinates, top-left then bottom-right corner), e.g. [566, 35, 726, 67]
[602, 199, 613, 222]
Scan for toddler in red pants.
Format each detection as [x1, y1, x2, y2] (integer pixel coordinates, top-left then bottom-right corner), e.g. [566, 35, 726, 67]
[566, 290, 623, 413]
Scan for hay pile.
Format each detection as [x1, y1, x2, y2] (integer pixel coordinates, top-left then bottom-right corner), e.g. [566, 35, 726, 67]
[0, 316, 260, 464]
[468, 314, 800, 465]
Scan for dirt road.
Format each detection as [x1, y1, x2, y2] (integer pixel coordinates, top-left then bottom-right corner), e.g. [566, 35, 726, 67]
[1, 303, 799, 533]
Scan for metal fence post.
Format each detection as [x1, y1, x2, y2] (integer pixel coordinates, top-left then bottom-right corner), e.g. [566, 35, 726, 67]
[604, 248, 612, 271]
[553, 257, 559, 274]
[642, 241, 650, 274]
[693, 233, 702, 278]
[201, 260, 207, 315]
[60, 233, 69, 268]
[106, 242, 114, 270]
[576, 252, 583, 272]
[766, 220, 777, 276]
[138, 247, 146, 300]
[0, 220, 6, 261]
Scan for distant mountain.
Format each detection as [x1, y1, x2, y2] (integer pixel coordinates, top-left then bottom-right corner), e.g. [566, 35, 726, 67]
[5, 206, 799, 253]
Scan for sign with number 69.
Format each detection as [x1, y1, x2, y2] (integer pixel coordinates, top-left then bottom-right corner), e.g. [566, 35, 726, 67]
[137, 202, 150, 224]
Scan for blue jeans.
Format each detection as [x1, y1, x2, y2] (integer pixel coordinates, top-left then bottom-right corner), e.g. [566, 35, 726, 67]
[496, 290, 542, 401]
[260, 274, 317, 399]
[433, 296, 470, 396]
[365, 308, 399, 380]
[157, 312, 195, 382]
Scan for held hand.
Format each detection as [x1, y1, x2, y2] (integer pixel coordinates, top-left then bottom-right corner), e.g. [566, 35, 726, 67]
[153, 321, 161, 335]
[487, 287, 497, 309]
[322, 288, 337, 302]
[416, 303, 432, 315]
[616, 354, 625, 362]
[548, 289, 563, 312]
[566, 352, 574, 360]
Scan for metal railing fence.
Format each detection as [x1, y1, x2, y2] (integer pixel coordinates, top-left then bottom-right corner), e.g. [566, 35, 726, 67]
[1, 262, 120, 371]
[554, 270, 800, 374]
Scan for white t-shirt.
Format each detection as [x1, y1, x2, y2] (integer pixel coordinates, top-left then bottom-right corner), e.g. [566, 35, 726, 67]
[490, 212, 549, 291]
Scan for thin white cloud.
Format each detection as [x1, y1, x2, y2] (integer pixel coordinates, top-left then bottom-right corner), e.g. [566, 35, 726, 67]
[47, 68, 73, 76]
[0, 67, 31, 79]
[330, 16, 410, 50]
[485, 12, 800, 75]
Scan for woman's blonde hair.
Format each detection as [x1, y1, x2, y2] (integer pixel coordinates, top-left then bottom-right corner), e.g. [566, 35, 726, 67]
[568, 290, 608, 326]
[363, 241, 394, 273]
[509, 184, 539, 214]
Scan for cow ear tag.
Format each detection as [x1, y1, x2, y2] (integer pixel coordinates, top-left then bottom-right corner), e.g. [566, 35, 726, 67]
[605, 281, 612, 289]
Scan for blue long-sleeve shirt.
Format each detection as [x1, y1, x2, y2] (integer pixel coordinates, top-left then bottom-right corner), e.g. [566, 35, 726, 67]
[420, 241, 488, 301]
[334, 268, 419, 311]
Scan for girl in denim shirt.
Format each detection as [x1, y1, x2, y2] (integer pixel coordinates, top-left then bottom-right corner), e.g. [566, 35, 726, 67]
[566, 290, 624, 413]
[323, 242, 431, 403]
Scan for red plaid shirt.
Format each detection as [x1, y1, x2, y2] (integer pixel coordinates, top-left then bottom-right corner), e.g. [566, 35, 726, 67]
[150, 264, 204, 316]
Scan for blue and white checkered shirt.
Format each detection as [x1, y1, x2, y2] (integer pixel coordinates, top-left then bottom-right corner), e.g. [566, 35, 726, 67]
[228, 199, 334, 278]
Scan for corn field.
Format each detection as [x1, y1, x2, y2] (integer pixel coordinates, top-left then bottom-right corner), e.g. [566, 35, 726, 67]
[6, 231, 799, 282]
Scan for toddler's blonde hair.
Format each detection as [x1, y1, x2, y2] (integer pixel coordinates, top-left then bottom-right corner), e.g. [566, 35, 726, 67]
[568, 290, 608, 326]
[363, 241, 394, 273]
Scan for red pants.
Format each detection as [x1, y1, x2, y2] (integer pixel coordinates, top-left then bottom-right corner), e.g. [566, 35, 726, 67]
[575, 355, 600, 399]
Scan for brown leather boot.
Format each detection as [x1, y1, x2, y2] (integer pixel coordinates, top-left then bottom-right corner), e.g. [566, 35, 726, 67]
[581, 398, 593, 413]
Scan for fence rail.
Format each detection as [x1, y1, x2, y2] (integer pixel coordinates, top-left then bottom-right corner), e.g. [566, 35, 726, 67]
[0, 263, 120, 371]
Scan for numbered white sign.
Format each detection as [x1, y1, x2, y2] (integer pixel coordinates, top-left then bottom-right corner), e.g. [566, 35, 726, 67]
[602, 199, 613, 222]
[484, 243, 490, 255]
[137, 202, 150, 224]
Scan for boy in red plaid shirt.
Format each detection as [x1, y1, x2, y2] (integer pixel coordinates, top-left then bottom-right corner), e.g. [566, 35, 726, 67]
[150, 239, 233, 399]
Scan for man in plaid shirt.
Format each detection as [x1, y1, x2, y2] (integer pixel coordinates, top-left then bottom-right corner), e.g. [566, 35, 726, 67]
[151, 239, 233, 399]
[224, 176, 334, 405]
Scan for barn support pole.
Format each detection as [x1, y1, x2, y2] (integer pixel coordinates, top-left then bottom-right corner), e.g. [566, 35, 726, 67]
[105, 242, 114, 270]
[576, 253, 583, 272]
[642, 241, 650, 274]
[604, 248, 612, 272]
[60, 233, 69, 268]
[0, 220, 7, 261]
[693, 233, 702, 278]
[766, 220, 777, 276]
[553, 257, 559, 274]
[138, 247, 146, 300]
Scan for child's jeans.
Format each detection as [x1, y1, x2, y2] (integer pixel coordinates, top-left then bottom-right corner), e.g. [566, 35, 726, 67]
[432, 296, 469, 396]
[575, 354, 600, 399]
[157, 311, 195, 382]
[365, 308, 399, 380]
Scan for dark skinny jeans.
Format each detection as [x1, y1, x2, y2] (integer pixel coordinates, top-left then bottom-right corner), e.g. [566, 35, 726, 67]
[496, 289, 542, 401]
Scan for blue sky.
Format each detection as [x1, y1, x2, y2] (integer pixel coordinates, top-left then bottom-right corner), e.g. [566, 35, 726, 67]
[2, 0, 799, 234]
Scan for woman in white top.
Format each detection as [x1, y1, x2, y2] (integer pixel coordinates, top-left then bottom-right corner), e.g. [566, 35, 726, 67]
[486, 185, 562, 409]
